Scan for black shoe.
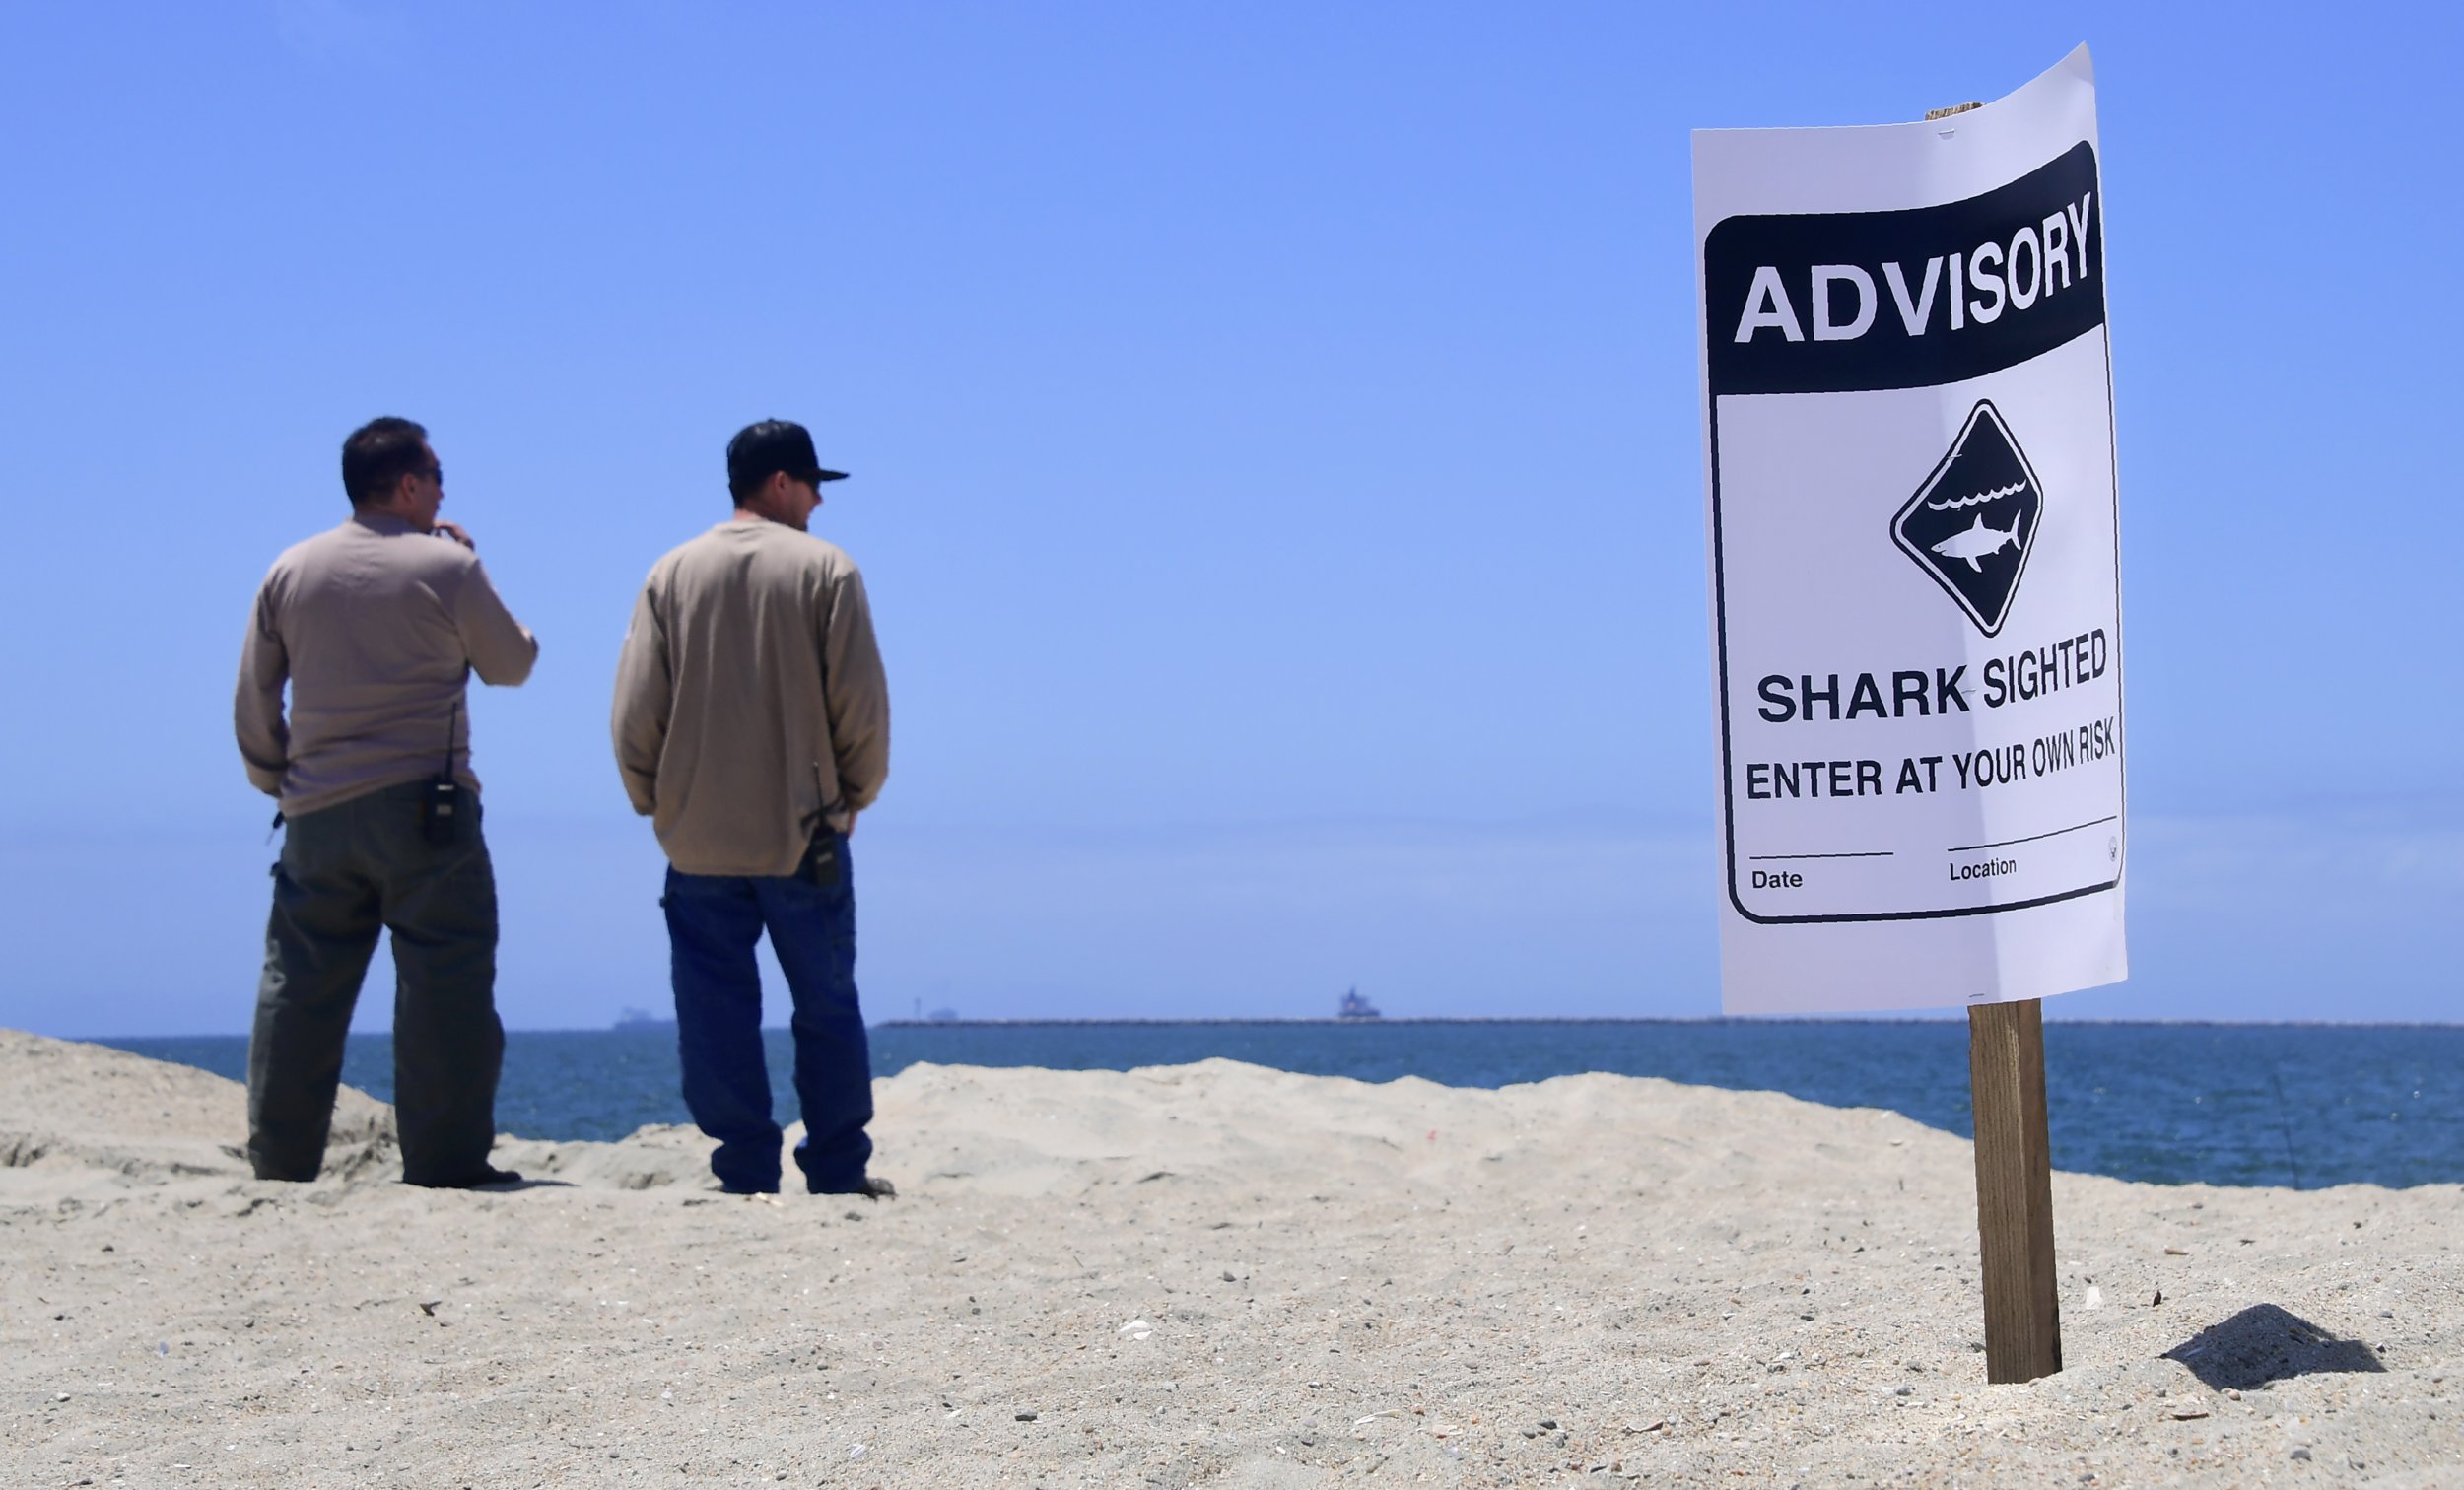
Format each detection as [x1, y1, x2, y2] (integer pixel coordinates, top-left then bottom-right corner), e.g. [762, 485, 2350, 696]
[813, 1175, 897, 1200]
[413, 1166, 524, 1190]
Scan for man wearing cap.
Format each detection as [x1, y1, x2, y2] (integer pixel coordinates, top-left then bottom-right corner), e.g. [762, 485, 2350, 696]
[611, 420, 893, 1197]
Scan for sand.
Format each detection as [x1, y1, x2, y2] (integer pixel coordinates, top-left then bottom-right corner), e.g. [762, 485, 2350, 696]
[2, 1029, 2456, 1488]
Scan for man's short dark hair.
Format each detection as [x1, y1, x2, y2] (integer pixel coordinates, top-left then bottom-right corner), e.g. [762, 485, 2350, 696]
[342, 417, 432, 506]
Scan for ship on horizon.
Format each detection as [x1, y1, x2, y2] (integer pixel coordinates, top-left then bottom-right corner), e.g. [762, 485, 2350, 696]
[613, 1006, 675, 1031]
[1337, 986, 1382, 1020]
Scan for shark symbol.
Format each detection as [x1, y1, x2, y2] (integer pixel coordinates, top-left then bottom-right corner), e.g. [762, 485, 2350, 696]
[1892, 400, 2043, 636]
[1929, 510, 2024, 573]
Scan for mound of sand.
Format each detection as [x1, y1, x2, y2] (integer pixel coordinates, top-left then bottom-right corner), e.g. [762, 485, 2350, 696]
[4, 1029, 2455, 1486]
[0, 1027, 394, 1186]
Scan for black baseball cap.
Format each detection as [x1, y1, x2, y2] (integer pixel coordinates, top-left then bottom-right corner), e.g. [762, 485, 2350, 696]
[726, 419, 848, 493]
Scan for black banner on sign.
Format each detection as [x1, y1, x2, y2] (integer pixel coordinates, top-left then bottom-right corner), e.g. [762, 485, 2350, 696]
[1705, 143, 2103, 397]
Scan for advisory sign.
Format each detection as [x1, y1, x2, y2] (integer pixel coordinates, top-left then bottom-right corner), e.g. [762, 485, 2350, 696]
[1694, 47, 2126, 1012]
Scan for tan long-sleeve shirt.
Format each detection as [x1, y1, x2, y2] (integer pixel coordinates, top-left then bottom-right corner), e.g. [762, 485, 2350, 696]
[610, 519, 890, 877]
[236, 513, 538, 817]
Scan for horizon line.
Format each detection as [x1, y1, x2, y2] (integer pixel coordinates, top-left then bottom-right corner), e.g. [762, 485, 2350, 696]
[73, 1014, 2464, 1040]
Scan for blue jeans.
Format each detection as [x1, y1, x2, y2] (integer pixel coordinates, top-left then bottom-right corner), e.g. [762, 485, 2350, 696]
[661, 834, 873, 1193]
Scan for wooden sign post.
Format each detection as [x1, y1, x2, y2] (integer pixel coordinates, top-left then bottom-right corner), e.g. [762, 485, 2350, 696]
[1943, 87, 2064, 1386]
[1968, 998, 2061, 1382]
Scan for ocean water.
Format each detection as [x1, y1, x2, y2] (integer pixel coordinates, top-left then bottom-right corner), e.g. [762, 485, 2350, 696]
[101, 1020, 2463, 1190]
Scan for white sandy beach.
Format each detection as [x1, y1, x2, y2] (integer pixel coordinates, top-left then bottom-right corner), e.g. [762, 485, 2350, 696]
[2, 1028, 2456, 1488]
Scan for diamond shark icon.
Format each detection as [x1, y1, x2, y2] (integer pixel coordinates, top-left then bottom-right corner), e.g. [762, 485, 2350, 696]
[1892, 401, 2044, 636]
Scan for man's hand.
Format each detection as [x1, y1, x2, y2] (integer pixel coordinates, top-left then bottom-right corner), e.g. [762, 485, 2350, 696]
[434, 520, 477, 551]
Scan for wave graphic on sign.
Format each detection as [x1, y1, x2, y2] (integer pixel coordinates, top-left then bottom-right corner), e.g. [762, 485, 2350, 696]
[1926, 480, 2029, 511]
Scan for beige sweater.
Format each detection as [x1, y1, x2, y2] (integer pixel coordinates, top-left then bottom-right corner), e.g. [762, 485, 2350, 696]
[610, 519, 890, 876]
[236, 513, 538, 817]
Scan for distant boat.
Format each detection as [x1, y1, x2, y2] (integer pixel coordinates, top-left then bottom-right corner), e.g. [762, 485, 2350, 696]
[613, 1006, 675, 1031]
[927, 1007, 961, 1023]
[1337, 986, 1382, 1020]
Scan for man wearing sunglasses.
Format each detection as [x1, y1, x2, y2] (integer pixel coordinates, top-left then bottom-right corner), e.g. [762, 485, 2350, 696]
[235, 416, 538, 1188]
[612, 419, 893, 1198]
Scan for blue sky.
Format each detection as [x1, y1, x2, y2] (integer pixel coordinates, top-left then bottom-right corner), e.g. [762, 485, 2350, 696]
[1, 3, 2456, 1036]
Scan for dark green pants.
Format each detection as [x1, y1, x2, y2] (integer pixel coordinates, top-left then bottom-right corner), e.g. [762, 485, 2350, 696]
[247, 780, 504, 1185]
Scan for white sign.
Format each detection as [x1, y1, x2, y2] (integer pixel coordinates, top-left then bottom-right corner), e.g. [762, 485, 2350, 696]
[1694, 47, 2126, 1013]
